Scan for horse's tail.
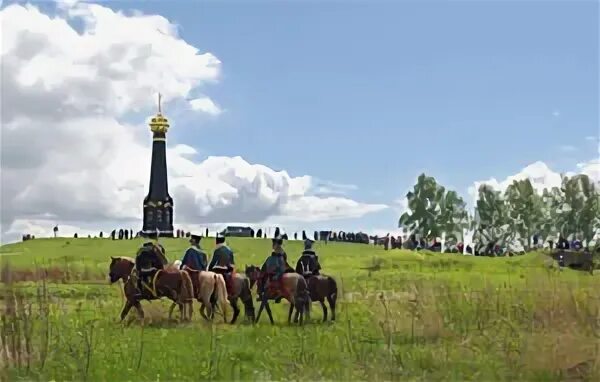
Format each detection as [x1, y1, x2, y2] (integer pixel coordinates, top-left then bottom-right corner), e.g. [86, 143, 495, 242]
[242, 277, 255, 320]
[327, 275, 338, 301]
[214, 274, 229, 322]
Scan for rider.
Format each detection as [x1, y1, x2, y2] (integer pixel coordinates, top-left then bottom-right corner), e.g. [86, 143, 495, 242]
[134, 231, 169, 299]
[208, 234, 235, 290]
[180, 234, 207, 271]
[295, 238, 321, 278]
[259, 236, 287, 303]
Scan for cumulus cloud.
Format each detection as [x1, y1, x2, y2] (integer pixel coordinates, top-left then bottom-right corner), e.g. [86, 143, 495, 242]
[0, 2, 386, 243]
[468, 160, 599, 208]
[189, 97, 222, 116]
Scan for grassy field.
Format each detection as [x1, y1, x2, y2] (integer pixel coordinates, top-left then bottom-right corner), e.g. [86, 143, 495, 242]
[1, 237, 599, 381]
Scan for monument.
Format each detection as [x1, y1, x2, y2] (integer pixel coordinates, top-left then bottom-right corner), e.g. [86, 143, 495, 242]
[142, 94, 174, 237]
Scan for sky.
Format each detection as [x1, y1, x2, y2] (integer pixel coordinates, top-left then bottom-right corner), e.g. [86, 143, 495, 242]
[0, 0, 598, 243]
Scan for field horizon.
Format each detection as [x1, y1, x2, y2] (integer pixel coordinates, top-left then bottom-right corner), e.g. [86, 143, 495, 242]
[1, 237, 599, 381]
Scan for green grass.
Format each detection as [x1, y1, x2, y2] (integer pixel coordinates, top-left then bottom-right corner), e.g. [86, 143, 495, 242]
[1, 237, 599, 381]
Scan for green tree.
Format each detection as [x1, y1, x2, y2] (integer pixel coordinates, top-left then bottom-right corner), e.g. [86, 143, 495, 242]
[398, 174, 469, 244]
[473, 184, 512, 253]
[398, 174, 445, 239]
[505, 179, 544, 250]
[561, 174, 600, 246]
[438, 190, 469, 244]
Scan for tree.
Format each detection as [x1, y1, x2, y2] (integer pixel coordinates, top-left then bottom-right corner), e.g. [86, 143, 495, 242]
[473, 184, 512, 253]
[437, 190, 469, 244]
[505, 178, 544, 250]
[557, 174, 600, 246]
[398, 173, 445, 240]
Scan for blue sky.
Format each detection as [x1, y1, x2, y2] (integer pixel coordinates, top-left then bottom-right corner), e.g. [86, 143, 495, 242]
[1, 0, 598, 239]
[135, 0, 598, 229]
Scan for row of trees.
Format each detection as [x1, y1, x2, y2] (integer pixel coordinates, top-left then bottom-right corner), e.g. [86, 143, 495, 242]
[398, 173, 600, 252]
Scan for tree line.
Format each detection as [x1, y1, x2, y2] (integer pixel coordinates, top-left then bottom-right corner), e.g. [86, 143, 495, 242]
[398, 173, 600, 253]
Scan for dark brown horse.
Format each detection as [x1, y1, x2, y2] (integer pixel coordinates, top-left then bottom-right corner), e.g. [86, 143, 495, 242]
[302, 274, 338, 322]
[205, 271, 255, 324]
[245, 265, 310, 325]
[108, 256, 194, 322]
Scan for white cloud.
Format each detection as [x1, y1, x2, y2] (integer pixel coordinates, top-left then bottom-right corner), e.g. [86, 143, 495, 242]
[585, 136, 598, 142]
[552, 110, 560, 117]
[468, 160, 600, 208]
[189, 97, 222, 116]
[0, 2, 385, 243]
[559, 145, 576, 152]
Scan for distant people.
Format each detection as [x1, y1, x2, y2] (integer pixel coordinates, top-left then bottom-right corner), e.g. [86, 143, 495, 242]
[314, 231, 318, 241]
[53, 225, 59, 238]
[256, 229, 262, 238]
[274, 227, 281, 238]
[302, 231, 307, 240]
[558, 236, 570, 250]
[124, 230, 129, 240]
[130, 229, 133, 239]
[294, 232, 298, 240]
[118, 229, 124, 240]
[111, 230, 116, 240]
[99, 231, 103, 238]
[206, 228, 209, 237]
[74, 233, 78, 239]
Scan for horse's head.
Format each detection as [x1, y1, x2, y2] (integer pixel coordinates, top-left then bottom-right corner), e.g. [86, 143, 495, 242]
[244, 265, 261, 289]
[108, 256, 134, 283]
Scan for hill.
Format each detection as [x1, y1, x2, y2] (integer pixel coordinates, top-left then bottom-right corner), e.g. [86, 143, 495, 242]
[1, 238, 599, 381]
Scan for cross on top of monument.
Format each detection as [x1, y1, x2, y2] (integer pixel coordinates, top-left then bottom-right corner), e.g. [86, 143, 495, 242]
[149, 92, 169, 134]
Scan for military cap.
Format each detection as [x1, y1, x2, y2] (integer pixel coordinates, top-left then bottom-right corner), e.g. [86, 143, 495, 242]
[190, 234, 202, 242]
[215, 234, 226, 244]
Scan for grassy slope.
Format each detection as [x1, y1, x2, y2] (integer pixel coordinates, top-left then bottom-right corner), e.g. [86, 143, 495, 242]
[1, 238, 599, 381]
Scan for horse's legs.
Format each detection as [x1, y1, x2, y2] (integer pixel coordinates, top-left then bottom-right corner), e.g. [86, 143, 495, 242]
[230, 298, 240, 324]
[120, 300, 133, 321]
[200, 303, 209, 321]
[168, 302, 177, 321]
[319, 300, 328, 322]
[263, 299, 274, 325]
[133, 301, 144, 320]
[327, 293, 336, 321]
[255, 300, 265, 323]
[287, 304, 294, 324]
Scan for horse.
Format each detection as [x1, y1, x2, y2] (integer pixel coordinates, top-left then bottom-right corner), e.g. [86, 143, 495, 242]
[300, 274, 338, 322]
[108, 256, 194, 322]
[245, 265, 310, 325]
[206, 271, 256, 324]
[168, 267, 229, 322]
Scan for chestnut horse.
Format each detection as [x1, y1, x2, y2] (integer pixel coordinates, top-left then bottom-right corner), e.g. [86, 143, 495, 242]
[170, 268, 229, 322]
[108, 256, 194, 322]
[245, 265, 310, 325]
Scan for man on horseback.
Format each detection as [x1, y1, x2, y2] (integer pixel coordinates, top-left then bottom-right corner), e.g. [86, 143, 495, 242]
[180, 234, 207, 271]
[134, 231, 169, 299]
[295, 238, 321, 278]
[208, 235, 235, 292]
[259, 236, 288, 303]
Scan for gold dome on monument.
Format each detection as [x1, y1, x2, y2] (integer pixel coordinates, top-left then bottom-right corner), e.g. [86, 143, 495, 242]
[149, 93, 170, 134]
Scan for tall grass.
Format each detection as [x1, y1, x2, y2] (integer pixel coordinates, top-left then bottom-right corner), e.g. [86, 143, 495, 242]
[1, 238, 599, 380]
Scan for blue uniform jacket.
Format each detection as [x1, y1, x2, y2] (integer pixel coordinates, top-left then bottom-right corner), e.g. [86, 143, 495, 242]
[180, 246, 207, 271]
[209, 245, 234, 271]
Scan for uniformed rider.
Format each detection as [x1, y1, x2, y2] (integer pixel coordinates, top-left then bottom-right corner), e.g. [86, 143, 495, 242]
[259, 236, 287, 303]
[295, 238, 321, 278]
[180, 234, 207, 271]
[208, 235, 235, 290]
[134, 231, 168, 299]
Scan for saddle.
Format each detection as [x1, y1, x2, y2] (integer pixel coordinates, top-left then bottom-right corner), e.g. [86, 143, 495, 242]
[133, 268, 162, 298]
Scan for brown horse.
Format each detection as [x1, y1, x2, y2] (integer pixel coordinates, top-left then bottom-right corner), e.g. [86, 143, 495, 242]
[108, 256, 194, 322]
[300, 274, 338, 322]
[170, 268, 229, 322]
[245, 265, 310, 325]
